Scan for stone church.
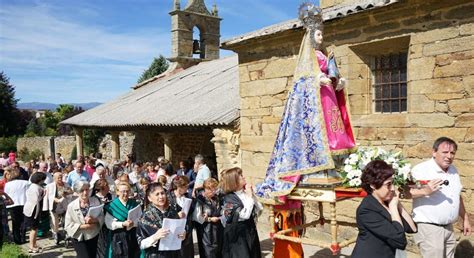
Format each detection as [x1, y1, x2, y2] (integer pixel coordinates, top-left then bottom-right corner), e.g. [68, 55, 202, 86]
[63, 0, 241, 173]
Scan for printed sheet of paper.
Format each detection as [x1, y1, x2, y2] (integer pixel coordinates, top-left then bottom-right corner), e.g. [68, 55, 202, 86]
[181, 198, 192, 215]
[87, 204, 104, 218]
[127, 205, 142, 225]
[158, 218, 186, 251]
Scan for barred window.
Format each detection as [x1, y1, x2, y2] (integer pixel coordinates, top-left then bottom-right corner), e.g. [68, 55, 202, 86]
[372, 53, 408, 113]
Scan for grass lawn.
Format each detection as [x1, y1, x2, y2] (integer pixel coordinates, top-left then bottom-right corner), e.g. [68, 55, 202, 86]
[1, 242, 29, 258]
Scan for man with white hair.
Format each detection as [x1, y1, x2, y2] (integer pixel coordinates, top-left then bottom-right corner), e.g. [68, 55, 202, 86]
[35, 162, 53, 184]
[192, 154, 211, 197]
[90, 166, 115, 192]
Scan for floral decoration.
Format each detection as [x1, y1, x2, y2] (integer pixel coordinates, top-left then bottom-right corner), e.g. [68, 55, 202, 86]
[340, 147, 412, 188]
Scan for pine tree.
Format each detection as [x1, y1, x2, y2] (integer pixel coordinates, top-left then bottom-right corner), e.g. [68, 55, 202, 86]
[0, 71, 19, 136]
[137, 55, 169, 83]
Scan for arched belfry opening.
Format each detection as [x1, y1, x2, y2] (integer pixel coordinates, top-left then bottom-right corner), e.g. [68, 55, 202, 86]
[169, 0, 221, 69]
[192, 26, 205, 59]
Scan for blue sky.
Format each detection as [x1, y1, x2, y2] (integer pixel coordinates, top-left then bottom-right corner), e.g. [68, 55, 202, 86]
[0, 0, 314, 104]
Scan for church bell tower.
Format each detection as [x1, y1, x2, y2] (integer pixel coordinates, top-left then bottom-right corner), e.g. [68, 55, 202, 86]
[169, 0, 221, 69]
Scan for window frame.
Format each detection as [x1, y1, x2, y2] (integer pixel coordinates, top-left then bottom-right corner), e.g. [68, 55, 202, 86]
[370, 52, 408, 114]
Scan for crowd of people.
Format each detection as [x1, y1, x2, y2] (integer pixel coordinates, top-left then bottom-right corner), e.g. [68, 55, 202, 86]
[0, 136, 471, 258]
[0, 152, 263, 258]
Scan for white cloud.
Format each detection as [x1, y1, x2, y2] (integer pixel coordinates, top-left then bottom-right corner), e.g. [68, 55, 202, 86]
[0, 2, 171, 103]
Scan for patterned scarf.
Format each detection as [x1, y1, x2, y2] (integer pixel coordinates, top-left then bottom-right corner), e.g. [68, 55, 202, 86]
[140, 204, 180, 228]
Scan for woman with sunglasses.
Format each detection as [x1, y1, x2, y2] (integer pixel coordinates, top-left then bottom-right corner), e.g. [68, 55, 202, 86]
[352, 160, 417, 258]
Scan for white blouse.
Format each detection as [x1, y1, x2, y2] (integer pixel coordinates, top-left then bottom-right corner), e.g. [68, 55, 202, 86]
[234, 190, 263, 221]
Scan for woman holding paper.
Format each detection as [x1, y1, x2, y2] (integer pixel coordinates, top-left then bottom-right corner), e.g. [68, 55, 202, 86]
[104, 182, 141, 258]
[168, 176, 194, 257]
[65, 180, 104, 258]
[136, 182, 186, 258]
[193, 178, 224, 258]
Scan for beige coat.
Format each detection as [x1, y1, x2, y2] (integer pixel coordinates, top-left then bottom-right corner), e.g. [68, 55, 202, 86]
[44, 182, 73, 213]
[64, 196, 104, 241]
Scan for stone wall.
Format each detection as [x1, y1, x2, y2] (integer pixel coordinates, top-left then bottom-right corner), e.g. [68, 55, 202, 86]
[229, 0, 473, 255]
[97, 129, 234, 174]
[54, 136, 76, 161]
[99, 132, 135, 162]
[17, 136, 53, 160]
[17, 136, 76, 162]
[167, 131, 215, 169]
[212, 126, 241, 173]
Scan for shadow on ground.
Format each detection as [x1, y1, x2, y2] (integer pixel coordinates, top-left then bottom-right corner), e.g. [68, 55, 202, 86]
[307, 248, 352, 258]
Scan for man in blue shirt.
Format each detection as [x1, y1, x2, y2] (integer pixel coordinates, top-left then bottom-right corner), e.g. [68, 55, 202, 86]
[192, 154, 211, 197]
[66, 161, 90, 186]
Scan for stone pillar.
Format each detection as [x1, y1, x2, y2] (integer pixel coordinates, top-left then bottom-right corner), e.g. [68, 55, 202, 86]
[160, 133, 173, 161]
[111, 131, 120, 161]
[211, 127, 240, 173]
[74, 127, 84, 157]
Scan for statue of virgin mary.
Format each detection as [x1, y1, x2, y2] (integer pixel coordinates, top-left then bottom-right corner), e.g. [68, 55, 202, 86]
[255, 3, 356, 204]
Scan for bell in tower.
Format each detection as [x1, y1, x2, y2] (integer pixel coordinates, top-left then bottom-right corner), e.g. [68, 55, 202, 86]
[169, 0, 221, 68]
[192, 39, 201, 54]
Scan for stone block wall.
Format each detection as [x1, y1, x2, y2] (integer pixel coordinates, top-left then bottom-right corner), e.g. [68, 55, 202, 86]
[230, 0, 474, 254]
[16, 136, 76, 162]
[99, 132, 135, 162]
[17, 136, 53, 159]
[212, 126, 241, 173]
[54, 136, 76, 161]
[168, 131, 214, 168]
[97, 129, 233, 174]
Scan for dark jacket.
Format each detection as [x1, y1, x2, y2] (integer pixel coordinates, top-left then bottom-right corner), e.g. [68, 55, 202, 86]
[221, 192, 261, 258]
[352, 194, 416, 258]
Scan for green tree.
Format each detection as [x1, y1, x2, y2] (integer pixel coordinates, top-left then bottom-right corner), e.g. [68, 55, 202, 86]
[83, 128, 106, 155]
[137, 55, 169, 83]
[57, 105, 84, 135]
[0, 71, 19, 136]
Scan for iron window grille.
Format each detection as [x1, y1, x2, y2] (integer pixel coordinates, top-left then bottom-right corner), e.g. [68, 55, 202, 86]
[372, 53, 408, 113]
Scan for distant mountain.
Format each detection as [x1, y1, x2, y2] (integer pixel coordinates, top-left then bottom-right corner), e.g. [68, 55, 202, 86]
[17, 102, 102, 111]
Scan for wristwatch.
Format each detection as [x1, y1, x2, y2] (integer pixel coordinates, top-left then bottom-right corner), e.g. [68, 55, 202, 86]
[207, 217, 212, 223]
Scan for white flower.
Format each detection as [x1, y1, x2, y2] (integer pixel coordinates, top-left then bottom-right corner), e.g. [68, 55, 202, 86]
[377, 147, 387, 156]
[386, 156, 396, 164]
[344, 164, 353, 173]
[364, 149, 376, 159]
[349, 178, 362, 187]
[398, 165, 411, 180]
[353, 169, 362, 178]
[360, 157, 371, 169]
[348, 154, 358, 165]
[341, 147, 411, 188]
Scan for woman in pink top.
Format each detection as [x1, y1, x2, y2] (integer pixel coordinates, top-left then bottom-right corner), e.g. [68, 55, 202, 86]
[145, 162, 157, 182]
[85, 159, 96, 178]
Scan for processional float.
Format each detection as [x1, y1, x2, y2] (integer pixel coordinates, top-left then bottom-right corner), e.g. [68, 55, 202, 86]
[255, 3, 366, 256]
